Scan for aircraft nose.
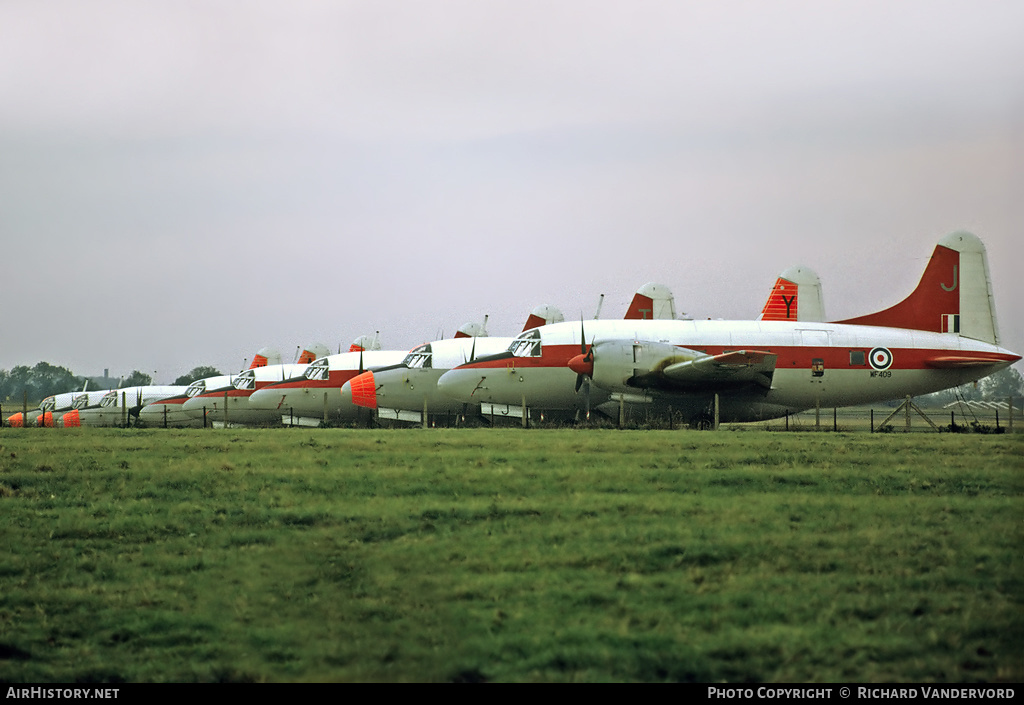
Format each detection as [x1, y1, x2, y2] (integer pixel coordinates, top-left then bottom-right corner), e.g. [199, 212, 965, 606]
[40, 411, 54, 428]
[437, 369, 480, 402]
[62, 410, 81, 428]
[6, 412, 23, 427]
[347, 371, 377, 409]
[248, 388, 281, 410]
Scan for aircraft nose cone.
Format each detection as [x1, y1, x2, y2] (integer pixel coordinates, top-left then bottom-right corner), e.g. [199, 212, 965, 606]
[40, 411, 54, 427]
[437, 369, 478, 402]
[567, 353, 594, 378]
[62, 410, 81, 428]
[248, 388, 280, 410]
[6, 412, 23, 427]
[348, 371, 377, 409]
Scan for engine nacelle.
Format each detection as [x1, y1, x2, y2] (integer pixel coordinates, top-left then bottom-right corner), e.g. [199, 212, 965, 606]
[590, 340, 704, 393]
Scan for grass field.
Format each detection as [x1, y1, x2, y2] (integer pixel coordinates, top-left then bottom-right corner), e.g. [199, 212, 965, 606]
[0, 428, 1021, 682]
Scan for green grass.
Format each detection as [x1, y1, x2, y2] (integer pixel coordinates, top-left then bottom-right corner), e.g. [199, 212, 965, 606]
[0, 428, 1021, 682]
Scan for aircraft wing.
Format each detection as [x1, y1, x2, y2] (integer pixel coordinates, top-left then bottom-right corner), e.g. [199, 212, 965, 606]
[662, 349, 777, 389]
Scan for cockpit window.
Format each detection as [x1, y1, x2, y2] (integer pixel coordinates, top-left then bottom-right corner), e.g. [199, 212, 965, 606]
[508, 329, 542, 358]
[403, 344, 432, 369]
[186, 380, 207, 398]
[73, 394, 90, 409]
[41, 397, 55, 411]
[233, 371, 256, 391]
[100, 392, 119, 408]
[305, 358, 330, 381]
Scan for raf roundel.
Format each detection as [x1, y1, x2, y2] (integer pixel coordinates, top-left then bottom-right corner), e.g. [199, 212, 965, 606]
[869, 347, 894, 371]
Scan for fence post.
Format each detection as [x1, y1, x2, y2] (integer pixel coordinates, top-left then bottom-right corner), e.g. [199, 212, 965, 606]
[905, 395, 911, 432]
[870, 409, 874, 433]
[714, 393, 720, 430]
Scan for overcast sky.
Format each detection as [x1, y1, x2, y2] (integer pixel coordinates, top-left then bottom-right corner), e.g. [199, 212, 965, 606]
[1, 0, 1021, 382]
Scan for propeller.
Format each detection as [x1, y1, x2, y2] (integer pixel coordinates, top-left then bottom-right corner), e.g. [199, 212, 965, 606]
[568, 318, 595, 419]
[359, 346, 364, 374]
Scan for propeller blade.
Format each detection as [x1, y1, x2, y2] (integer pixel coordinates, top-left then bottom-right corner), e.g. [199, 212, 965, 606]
[583, 377, 591, 420]
[470, 336, 477, 363]
[359, 347, 364, 373]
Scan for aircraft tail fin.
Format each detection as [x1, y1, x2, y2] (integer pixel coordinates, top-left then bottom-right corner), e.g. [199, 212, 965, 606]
[249, 347, 282, 369]
[297, 343, 330, 364]
[624, 283, 676, 320]
[835, 232, 1000, 345]
[758, 266, 825, 322]
[455, 317, 489, 339]
[522, 304, 565, 331]
[349, 332, 382, 353]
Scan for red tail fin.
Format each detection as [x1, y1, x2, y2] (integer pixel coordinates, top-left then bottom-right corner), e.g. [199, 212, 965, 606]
[833, 232, 999, 344]
[624, 283, 676, 320]
[759, 277, 800, 321]
[522, 304, 565, 331]
[835, 243, 960, 334]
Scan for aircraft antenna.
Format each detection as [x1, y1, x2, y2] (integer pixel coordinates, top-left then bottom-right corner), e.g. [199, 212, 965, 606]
[593, 294, 605, 319]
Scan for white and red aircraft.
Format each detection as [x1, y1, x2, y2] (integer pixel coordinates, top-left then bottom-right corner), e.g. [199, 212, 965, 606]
[436, 233, 1019, 424]
[343, 273, 827, 425]
[62, 386, 189, 427]
[244, 333, 416, 426]
[177, 344, 330, 426]
[135, 347, 285, 428]
[247, 317, 539, 426]
[338, 304, 568, 425]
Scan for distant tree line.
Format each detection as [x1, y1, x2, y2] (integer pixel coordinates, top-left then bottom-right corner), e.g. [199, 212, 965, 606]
[0, 363, 222, 404]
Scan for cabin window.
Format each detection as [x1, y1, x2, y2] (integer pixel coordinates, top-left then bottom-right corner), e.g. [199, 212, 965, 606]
[404, 344, 432, 369]
[508, 329, 542, 358]
[233, 371, 256, 391]
[849, 350, 865, 366]
[305, 358, 330, 381]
